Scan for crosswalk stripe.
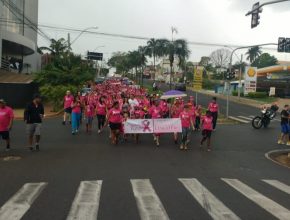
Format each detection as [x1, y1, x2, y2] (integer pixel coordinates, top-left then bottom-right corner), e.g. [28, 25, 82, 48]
[130, 179, 169, 220]
[222, 178, 290, 220]
[66, 181, 102, 220]
[229, 116, 249, 123]
[237, 116, 253, 121]
[262, 180, 290, 195]
[179, 178, 240, 220]
[0, 182, 47, 220]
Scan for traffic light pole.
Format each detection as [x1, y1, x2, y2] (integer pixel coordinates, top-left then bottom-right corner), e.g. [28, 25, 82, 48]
[245, 0, 290, 16]
[226, 43, 277, 118]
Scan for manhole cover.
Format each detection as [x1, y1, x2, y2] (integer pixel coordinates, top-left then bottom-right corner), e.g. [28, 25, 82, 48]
[2, 156, 22, 161]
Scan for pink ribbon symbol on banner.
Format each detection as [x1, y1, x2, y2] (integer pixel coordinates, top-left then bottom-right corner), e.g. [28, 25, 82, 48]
[142, 120, 151, 132]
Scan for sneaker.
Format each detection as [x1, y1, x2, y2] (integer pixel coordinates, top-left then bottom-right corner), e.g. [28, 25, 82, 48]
[277, 140, 284, 145]
[35, 144, 40, 151]
[29, 147, 34, 151]
[180, 144, 184, 150]
[5, 146, 11, 152]
[72, 132, 75, 135]
[286, 141, 290, 146]
[207, 148, 212, 152]
[98, 130, 101, 134]
[62, 121, 65, 125]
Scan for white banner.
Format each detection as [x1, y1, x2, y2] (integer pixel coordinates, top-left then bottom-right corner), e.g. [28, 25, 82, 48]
[124, 119, 153, 134]
[153, 118, 182, 133]
[124, 118, 182, 134]
[244, 67, 257, 95]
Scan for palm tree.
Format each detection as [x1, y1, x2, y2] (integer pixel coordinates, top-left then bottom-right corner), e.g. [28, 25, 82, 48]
[246, 46, 262, 64]
[146, 38, 158, 79]
[39, 38, 69, 56]
[161, 39, 190, 88]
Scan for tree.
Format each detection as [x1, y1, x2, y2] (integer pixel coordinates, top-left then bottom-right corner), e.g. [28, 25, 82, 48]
[251, 53, 278, 68]
[107, 52, 130, 74]
[210, 48, 231, 69]
[199, 56, 210, 67]
[246, 46, 262, 64]
[39, 38, 69, 56]
[146, 38, 158, 79]
[160, 39, 190, 87]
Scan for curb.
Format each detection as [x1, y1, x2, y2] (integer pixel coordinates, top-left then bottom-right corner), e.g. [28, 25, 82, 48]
[265, 149, 290, 169]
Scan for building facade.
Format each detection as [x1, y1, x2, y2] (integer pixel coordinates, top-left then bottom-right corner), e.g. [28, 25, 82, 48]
[0, 0, 40, 73]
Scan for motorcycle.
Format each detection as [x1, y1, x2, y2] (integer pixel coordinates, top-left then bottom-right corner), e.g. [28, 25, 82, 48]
[252, 104, 279, 129]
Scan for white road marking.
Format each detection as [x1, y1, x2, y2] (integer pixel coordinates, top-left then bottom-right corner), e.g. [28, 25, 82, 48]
[222, 178, 290, 220]
[0, 182, 47, 220]
[229, 116, 249, 123]
[130, 179, 169, 220]
[179, 178, 240, 220]
[67, 181, 102, 220]
[237, 116, 253, 121]
[262, 180, 290, 195]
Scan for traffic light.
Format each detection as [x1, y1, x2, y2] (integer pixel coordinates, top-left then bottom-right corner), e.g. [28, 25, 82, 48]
[251, 2, 262, 28]
[278, 37, 286, 52]
[286, 38, 290, 53]
[224, 69, 235, 80]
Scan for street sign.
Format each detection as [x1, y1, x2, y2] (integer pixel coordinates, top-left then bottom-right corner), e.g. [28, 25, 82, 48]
[87, 52, 103, 61]
[244, 67, 257, 95]
[193, 66, 203, 91]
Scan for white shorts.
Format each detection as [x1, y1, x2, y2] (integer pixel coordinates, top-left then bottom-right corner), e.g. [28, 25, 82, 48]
[26, 123, 42, 136]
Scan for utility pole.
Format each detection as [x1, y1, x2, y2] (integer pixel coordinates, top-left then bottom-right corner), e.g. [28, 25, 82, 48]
[68, 33, 71, 51]
[238, 54, 243, 100]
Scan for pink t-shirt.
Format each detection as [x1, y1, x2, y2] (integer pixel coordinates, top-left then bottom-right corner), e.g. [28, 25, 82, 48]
[171, 105, 183, 118]
[208, 102, 219, 113]
[108, 108, 122, 123]
[85, 104, 94, 117]
[0, 106, 14, 132]
[64, 95, 74, 109]
[133, 110, 145, 119]
[149, 106, 162, 119]
[202, 116, 213, 131]
[72, 103, 81, 113]
[180, 111, 191, 128]
[96, 102, 106, 115]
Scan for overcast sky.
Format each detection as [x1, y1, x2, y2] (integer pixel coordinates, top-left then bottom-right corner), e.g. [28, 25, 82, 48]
[38, 0, 290, 63]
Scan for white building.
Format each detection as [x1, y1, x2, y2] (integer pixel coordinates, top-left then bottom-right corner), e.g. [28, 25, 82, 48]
[0, 0, 41, 73]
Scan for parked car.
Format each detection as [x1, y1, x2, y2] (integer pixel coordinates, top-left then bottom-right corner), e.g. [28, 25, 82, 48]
[175, 83, 186, 91]
[95, 77, 105, 84]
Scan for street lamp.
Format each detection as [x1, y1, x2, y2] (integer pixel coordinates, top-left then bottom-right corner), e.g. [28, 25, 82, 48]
[70, 26, 99, 46]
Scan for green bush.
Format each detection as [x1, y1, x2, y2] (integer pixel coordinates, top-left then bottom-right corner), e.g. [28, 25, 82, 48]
[248, 92, 267, 98]
[232, 91, 244, 97]
[202, 79, 216, 90]
[40, 85, 78, 111]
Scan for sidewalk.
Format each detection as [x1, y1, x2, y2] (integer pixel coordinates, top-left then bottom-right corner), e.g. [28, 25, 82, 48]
[195, 89, 290, 111]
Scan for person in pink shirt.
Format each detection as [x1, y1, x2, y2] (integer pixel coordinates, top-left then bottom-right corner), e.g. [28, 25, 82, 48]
[201, 110, 213, 151]
[208, 97, 219, 130]
[179, 105, 194, 150]
[148, 100, 162, 147]
[171, 99, 183, 144]
[71, 97, 82, 135]
[132, 105, 145, 144]
[96, 96, 107, 133]
[195, 105, 202, 131]
[106, 101, 122, 145]
[0, 99, 14, 151]
[85, 102, 95, 134]
[63, 91, 74, 125]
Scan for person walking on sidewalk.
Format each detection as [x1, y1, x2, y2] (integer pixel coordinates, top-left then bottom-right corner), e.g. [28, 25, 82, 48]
[208, 97, 219, 130]
[278, 104, 290, 145]
[24, 94, 44, 151]
[179, 104, 194, 150]
[0, 99, 14, 151]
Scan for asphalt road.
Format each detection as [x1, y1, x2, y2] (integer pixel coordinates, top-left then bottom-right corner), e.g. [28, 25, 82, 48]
[0, 112, 289, 220]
